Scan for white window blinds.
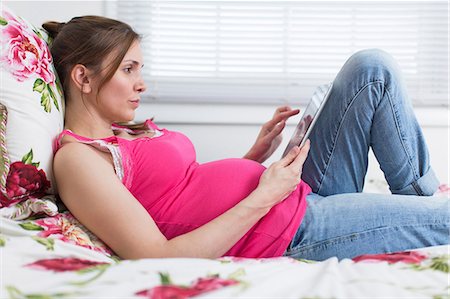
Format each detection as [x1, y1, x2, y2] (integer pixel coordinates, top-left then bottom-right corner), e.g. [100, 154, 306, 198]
[105, 1, 448, 106]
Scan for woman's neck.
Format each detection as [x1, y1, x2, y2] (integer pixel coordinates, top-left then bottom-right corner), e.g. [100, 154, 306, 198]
[64, 103, 115, 139]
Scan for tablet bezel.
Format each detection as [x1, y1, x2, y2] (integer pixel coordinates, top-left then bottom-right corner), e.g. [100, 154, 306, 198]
[281, 83, 333, 158]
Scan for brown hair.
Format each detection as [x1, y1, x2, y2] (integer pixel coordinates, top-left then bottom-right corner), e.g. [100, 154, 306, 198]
[42, 16, 140, 101]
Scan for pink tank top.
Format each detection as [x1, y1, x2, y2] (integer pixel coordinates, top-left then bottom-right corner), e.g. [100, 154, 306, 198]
[55, 120, 311, 258]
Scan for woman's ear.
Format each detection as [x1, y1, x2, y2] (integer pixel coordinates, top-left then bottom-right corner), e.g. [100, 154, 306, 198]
[70, 64, 94, 94]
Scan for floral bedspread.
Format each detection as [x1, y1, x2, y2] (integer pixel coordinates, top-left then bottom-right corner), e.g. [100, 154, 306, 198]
[1, 213, 449, 299]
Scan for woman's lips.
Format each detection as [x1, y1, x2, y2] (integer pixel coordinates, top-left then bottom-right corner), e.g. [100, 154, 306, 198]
[129, 99, 140, 107]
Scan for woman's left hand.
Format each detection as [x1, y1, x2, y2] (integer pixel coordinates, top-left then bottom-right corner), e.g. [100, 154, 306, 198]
[244, 106, 300, 163]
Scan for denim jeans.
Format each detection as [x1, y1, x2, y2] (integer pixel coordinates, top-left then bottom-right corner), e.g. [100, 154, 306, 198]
[284, 49, 450, 261]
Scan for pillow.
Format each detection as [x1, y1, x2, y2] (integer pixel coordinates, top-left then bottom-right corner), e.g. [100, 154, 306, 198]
[0, 6, 64, 209]
[0, 195, 58, 220]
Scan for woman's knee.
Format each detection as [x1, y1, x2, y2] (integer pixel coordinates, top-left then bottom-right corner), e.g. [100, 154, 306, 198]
[342, 48, 402, 83]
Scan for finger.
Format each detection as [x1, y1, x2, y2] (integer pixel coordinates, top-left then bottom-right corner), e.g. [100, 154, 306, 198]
[265, 120, 285, 138]
[281, 109, 300, 118]
[275, 108, 299, 118]
[289, 139, 311, 170]
[273, 106, 298, 119]
[280, 145, 300, 167]
[274, 105, 291, 115]
[267, 109, 300, 128]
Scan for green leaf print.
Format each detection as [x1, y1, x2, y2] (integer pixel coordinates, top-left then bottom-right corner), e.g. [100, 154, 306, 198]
[55, 78, 64, 98]
[33, 78, 46, 93]
[0, 234, 5, 247]
[296, 258, 318, 264]
[47, 84, 60, 111]
[33, 79, 60, 113]
[71, 264, 111, 286]
[432, 287, 450, 299]
[429, 256, 450, 273]
[409, 254, 450, 273]
[0, 16, 7, 26]
[21, 149, 34, 165]
[19, 222, 45, 231]
[32, 236, 55, 251]
[40, 88, 52, 113]
[33, 28, 45, 41]
[21, 149, 40, 168]
[433, 294, 450, 299]
[159, 272, 173, 285]
[76, 263, 110, 274]
[6, 285, 78, 299]
[227, 268, 246, 280]
[110, 255, 122, 263]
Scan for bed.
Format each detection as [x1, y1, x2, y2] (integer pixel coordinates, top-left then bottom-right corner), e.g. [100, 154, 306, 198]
[2, 183, 449, 299]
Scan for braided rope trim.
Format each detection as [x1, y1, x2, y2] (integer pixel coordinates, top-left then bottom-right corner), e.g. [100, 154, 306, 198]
[0, 104, 10, 196]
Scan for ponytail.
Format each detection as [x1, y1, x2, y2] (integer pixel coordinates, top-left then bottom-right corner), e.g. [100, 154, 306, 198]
[42, 21, 65, 39]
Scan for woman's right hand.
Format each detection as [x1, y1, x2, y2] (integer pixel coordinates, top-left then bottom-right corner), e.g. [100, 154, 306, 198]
[250, 140, 310, 210]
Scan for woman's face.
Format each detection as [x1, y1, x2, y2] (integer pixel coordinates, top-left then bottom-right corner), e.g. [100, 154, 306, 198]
[95, 40, 146, 123]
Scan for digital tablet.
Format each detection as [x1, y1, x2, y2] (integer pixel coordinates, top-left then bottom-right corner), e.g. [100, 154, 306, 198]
[281, 83, 333, 158]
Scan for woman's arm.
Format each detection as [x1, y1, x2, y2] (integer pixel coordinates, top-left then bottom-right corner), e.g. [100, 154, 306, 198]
[54, 141, 309, 259]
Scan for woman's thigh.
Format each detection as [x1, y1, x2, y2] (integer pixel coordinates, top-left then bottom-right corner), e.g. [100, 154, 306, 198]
[284, 193, 450, 261]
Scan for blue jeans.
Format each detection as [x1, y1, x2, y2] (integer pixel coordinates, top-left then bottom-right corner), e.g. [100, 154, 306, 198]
[284, 49, 450, 261]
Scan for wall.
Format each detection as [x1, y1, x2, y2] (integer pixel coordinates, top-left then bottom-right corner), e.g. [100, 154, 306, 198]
[4, 1, 104, 25]
[5, 1, 449, 189]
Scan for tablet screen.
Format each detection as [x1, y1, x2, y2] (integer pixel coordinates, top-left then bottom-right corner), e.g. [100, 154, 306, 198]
[281, 83, 332, 158]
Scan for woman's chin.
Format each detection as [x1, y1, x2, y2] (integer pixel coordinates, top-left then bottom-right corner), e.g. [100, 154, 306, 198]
[116, 113, 135, 124]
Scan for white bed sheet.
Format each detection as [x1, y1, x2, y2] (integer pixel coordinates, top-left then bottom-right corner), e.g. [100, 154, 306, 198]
[1, 216, 449, 299]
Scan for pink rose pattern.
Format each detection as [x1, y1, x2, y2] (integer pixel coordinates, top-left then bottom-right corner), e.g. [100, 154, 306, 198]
[435, 184, 450, 197]
[136, 273, 239, 299]
[1, 9, 60, 112]
[0, 161, 50, 207]
[352, 251, 428, 264]
[33, 212, 113, 256]
[26, 257, 109, 272]
[0, 149, 50, 207]
[0, 11, 54, 83]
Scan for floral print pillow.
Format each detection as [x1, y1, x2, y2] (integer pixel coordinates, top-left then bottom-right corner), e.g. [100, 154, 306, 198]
[0, 6, 64, 212]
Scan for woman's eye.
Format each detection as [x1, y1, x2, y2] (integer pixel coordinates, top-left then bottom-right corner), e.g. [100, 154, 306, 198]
[124, 66, 132, 73]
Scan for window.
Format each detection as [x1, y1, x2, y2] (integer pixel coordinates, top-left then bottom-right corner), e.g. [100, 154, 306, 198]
[106, 1, 448, 107]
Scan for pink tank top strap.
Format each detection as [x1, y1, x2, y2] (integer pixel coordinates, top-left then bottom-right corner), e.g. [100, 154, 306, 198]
[55, 129, 125, 182]
[54, 119, 158, 184]
[56, 129, 112, 146]
[145, 119, 161, 130]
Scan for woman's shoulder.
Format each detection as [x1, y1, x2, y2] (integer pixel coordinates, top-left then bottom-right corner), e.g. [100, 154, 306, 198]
[55, 139, 94, 155]
[54, 141, 115, 176]
[55, 133, 96, 160]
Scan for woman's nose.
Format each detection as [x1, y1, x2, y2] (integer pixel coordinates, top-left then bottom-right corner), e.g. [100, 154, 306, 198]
[136, 78, 147, 93]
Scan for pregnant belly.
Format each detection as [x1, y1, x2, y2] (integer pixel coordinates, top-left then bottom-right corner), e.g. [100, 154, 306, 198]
[153, 158, 266, 238]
